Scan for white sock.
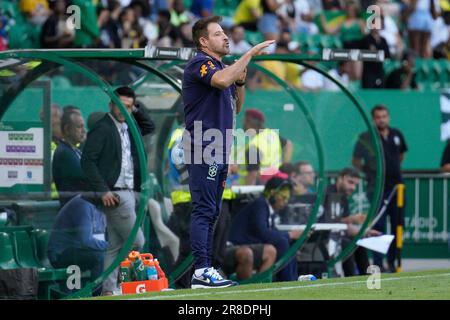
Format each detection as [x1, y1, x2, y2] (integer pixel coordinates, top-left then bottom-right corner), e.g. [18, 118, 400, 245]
[195, 268, 209, 277]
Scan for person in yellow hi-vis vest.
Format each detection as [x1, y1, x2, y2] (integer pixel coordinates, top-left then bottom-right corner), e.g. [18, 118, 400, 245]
[236, 108, 292, 185]
[40, 104, 63, 199]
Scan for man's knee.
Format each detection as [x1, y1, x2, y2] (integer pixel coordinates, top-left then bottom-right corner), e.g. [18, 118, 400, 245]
[235, 246, 253, 266]
[263, 244, 277, 264]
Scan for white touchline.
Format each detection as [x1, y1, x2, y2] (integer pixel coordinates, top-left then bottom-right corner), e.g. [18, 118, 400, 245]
[131, 272, 450, 300]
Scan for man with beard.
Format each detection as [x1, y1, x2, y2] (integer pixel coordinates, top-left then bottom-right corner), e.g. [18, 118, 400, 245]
[182, 16, 274, 288]
[352, 105, 408, 273]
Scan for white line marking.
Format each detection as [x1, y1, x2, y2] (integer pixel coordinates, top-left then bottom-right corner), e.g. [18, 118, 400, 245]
[131, 272, 450, 300]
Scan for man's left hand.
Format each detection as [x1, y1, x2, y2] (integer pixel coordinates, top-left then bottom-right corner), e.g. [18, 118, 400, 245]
[365, 229, 382, 237]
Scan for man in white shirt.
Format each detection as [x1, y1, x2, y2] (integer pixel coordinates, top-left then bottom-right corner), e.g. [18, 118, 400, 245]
[278, 0, 319, 34]
[81, 86, 155, 295]
[323, 61, 350, 91]
[228, 25, 252, 54]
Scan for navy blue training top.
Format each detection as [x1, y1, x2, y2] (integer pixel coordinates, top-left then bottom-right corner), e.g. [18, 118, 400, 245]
[182, 50, 236, 162]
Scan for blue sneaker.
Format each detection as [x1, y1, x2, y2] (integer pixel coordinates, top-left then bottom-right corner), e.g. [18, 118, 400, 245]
[191, 268, 238, 289]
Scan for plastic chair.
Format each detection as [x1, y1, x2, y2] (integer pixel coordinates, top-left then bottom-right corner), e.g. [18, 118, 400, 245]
[244, 31, 264, 46]
[31, 229, 52, 268]
[0, 232, 21, 269]
[11, 230, 42, 269]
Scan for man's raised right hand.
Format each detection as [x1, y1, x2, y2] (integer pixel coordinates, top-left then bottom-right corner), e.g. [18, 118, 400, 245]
[249, 40, 276, 57]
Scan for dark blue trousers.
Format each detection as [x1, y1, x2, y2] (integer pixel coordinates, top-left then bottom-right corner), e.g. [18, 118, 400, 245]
[271, 235, 298, 282]
[187, 162, 228, 270]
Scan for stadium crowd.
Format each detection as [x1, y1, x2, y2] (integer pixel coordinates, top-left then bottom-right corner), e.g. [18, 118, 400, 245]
[1, 0, 450, 89]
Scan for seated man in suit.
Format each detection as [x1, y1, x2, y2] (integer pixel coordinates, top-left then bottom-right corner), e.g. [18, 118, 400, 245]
[228, 177, 303, 282]
[47, 194, 107, 296]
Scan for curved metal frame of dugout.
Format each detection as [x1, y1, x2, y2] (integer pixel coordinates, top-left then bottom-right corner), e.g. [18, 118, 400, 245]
[0, 49, 383, 298]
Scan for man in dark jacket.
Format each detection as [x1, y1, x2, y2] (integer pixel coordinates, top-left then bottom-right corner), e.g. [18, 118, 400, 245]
[361, 29, 391, 89]
[47, 194, 107, 296]
[228, 177, 302, 282]
[81, 86, 154, 295]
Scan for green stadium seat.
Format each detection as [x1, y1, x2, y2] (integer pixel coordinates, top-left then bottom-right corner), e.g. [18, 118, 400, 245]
[213, 0, 239, 17]
[0, 232, 21, 269]
[31, 229, 52, 269]
[414, 59, 426, 88]
[293, 33, 315, 53]
[319, 35, 333, 50]
[440, 59, 450, 87]
[12, 230, 43, 269]
[10, 230, 71, 283]
[331, 37, 343, 49]
[244, 31, 264, 46]
[384, 59, 401, 76]
[414, 59, 442, 90]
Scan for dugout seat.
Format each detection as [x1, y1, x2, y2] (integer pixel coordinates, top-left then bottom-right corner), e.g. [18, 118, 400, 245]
[12, 230, 43, 269]
[31, 229, 52, 268]
[245, 31, 264, 46]
[0, 232, 21, 269]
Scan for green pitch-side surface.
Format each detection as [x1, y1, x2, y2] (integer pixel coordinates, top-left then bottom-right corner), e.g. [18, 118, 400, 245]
[87, 269, 450, 300]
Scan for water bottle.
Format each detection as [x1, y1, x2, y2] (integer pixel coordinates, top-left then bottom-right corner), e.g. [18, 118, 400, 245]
[154, 259, 166, 279]
[298, 274, 317, 281]
[129, 251, 147, 281]
[119, 260, 131, 283]
[146, 261, 159, 280]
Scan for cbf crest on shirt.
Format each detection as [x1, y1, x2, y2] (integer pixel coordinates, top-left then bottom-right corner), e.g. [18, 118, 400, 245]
[182, 51, 236, 162]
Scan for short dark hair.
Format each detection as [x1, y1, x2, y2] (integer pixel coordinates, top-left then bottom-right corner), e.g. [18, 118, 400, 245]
[192, 16, 222, 49]
[63, 105, 80, 114]
[264, 177, 292, 197]
[279, 163, 296, 176]
[60, 110, 81, 133]
[338, 167, 360, 179]
[295, 161, 311, 173]
[114, 86, 136, 102]
[230, 24, 243, 33]
[371, 104, 389, 117]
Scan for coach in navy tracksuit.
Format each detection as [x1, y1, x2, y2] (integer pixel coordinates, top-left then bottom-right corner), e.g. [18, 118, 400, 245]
[181, 16, 274, 288]
[228, 177, 302, 282]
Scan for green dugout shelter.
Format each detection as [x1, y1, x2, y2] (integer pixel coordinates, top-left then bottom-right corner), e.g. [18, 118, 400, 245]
[0, 48, 383, 299]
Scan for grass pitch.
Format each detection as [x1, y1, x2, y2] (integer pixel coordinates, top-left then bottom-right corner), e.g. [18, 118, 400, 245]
[92, 269, 450, 300]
